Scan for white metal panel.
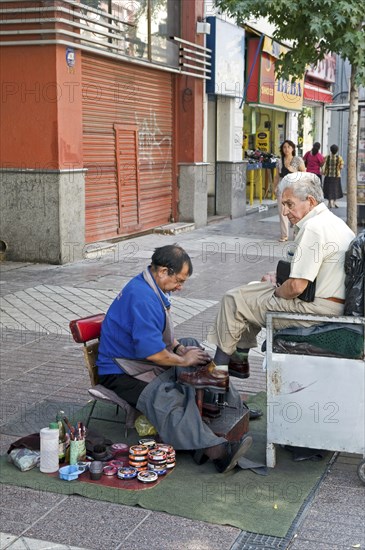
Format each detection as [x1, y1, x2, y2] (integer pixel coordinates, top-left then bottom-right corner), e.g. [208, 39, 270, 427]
[265, 312, 365, 468]
[267, 353, 365, 454]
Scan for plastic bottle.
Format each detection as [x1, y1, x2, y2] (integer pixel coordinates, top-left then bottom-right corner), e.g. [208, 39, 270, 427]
[56, 411, 67, 464]
[40, 423, 59, 473]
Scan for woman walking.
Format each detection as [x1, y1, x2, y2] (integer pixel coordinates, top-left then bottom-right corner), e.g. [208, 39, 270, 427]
[274, 140, 306, 241]
[303, 142, 325, 182]
[323, 144, 344, 208]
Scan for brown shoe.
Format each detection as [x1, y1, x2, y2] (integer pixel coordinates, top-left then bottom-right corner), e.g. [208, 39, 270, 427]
[228, 359, 250, 379]
[178, 367, 228, 394]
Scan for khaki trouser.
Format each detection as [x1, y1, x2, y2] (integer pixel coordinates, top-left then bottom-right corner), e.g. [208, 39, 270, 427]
[207, 282, 344, 355]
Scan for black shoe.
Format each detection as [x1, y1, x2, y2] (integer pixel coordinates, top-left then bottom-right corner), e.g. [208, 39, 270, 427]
[242, 400, 263, 420]
[228, 360, 250, 379]
[192, 448, 210, 465]
[249, 407, 263, 420]
[214, 434, 253, 473]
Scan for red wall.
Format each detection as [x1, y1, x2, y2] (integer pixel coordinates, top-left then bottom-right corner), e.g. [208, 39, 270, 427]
[0, 45, 83, 169]
[175, 0, 204, 163]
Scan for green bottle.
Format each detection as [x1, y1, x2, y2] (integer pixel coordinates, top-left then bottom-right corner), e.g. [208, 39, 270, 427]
[56, 410, 67, 464]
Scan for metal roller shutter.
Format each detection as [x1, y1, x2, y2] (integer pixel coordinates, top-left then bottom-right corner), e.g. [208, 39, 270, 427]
[82, 54, 174, 243]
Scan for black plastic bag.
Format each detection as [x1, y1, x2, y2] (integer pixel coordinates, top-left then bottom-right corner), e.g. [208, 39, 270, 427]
[344, 230, 365, 316]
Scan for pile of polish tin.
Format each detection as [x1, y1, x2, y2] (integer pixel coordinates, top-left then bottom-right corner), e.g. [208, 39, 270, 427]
[115, 439, 176, 483]
[128, 444, 149, 471]
[146, 442, 176, 476]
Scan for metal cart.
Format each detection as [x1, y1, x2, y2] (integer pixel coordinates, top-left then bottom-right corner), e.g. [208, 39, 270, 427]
[265, 312, 365, 483]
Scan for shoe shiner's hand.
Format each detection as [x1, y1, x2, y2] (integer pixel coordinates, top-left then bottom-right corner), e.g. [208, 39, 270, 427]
[180, 348, 212, 367]
[179, 346, 211, 362]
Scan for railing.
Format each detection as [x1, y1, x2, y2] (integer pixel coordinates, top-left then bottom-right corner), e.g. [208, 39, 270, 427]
[171, 36, 211, 80]
[0, 0, 211, 79]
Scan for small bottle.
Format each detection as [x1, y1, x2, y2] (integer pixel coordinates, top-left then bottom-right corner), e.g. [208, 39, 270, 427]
[40, 423, 59, 473]
[56, 411, 67, 464]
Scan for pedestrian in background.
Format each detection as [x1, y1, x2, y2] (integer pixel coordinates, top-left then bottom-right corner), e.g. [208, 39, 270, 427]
[274, 140, 306, 242]
[303, 142, 325, 182]
[322, 144, 344, 208]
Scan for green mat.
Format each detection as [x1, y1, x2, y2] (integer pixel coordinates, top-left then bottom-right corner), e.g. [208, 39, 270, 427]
[0, 393, 331, 538]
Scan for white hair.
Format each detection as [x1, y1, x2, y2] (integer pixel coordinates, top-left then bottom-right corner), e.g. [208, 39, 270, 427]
[278, 172, 324, 203]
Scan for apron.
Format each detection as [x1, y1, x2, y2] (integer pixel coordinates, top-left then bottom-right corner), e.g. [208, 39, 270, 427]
[114, 267, 174, 383]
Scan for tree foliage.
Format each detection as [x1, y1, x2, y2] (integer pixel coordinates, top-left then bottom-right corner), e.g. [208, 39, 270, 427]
[216, 0, 364, 232]
[215, 0, 365, 85]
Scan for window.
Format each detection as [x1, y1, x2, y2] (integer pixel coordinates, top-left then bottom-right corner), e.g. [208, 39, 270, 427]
[80, 0, 180, 64]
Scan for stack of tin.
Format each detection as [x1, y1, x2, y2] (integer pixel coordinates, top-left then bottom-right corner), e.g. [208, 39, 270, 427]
[128, 445, 148, 471]
[147, 448, 167, 475]
[156, 444, 176, 470]
[147, 444, 176, 475]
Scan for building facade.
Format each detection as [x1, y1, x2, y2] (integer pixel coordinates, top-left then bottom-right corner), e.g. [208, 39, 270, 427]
[0, 0, 210, 263]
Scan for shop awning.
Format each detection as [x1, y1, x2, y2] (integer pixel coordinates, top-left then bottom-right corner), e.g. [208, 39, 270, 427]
[304, 83, 333, 103]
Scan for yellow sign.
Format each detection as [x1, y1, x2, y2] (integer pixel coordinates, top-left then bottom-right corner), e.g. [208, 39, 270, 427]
[243, 133, 249, 150]
[255, 131, 270, 151]
[274, 77, 304, 110]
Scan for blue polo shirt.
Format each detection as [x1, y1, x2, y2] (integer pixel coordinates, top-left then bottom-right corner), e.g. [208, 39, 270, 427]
[96, 271, 171, 376]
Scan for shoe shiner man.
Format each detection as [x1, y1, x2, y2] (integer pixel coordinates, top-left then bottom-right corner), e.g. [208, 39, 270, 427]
[208, 172, 354, 370]
[97, 244, 252, 473]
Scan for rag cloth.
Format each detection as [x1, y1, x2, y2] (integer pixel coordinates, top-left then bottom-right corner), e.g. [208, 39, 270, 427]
[137, 366, 244, 450]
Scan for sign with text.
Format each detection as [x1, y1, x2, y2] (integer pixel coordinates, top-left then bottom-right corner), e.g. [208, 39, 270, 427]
[247, 37, 304, 111]
[255, 131, 270, 151]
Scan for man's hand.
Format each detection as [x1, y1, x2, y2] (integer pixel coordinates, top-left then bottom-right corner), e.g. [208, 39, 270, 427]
[261, 271, 276, 285]
[180, 348, 211, 367]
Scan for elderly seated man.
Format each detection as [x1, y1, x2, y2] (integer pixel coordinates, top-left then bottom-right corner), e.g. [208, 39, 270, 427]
[208, 172, 355, 370]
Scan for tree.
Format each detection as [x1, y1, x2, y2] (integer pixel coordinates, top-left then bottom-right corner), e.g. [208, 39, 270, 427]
[215, 0, 365, 233]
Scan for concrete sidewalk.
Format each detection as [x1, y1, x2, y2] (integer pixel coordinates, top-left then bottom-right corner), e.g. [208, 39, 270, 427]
[1, 199, 364, 550]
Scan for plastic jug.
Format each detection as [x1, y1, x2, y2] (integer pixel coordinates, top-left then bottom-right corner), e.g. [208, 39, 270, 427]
[40, 423, 59, 473]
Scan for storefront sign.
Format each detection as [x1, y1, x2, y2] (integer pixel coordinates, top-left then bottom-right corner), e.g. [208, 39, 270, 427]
[275, 78, 303, 109]
[206, 17, 245, 98]
[255, 131, 270, 151]
[306, 54, 336, 83]
[247, 37, 304, 111]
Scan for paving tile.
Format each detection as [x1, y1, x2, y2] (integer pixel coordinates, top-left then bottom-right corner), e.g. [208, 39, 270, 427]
[118, 510, 241, 550]
[300, 506, 365, 527]
[0, 532, 88, 550]
[291, 522, 364, 548]
[0, 532, 18, 549]
[308, 491, 365, 520]
[27, 497, 150, 550]
[0, 486, 67, 535]
[288, 537, 348, 549]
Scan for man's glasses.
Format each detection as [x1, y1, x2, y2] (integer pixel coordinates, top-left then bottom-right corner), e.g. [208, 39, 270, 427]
[168, 270, 187, 285]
